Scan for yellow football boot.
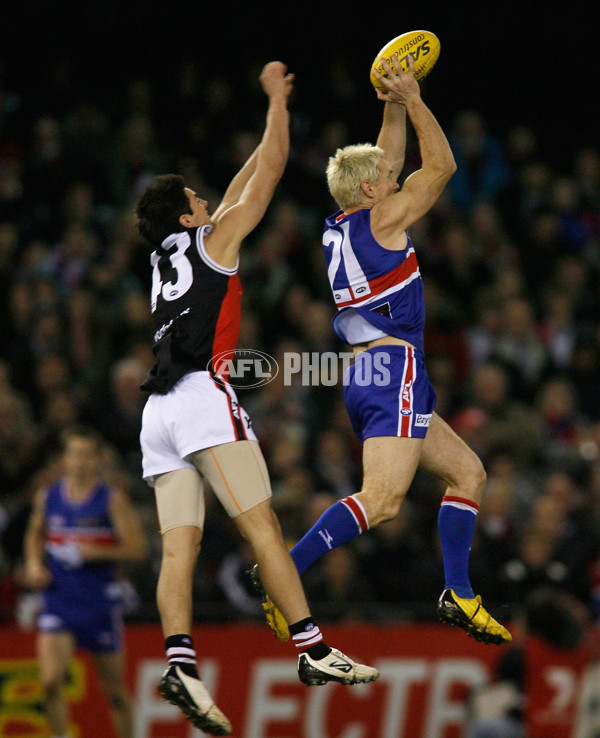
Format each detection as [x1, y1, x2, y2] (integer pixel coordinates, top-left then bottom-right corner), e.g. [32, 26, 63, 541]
[248, 564, 290, 643]
[438, 588, 512, 645]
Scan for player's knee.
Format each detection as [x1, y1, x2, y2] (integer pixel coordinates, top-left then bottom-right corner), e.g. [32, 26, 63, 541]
[361, 489, 405, 526]
[379, 496, 405, 523]
[462, 457, 487, 502]
[472, 457, 487, 492]
[162, 528, 202, 562]
[242, 515, 282, 549]
[235, 501, 282, 543]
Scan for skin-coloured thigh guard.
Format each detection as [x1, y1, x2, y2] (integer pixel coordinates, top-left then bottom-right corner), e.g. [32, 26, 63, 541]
[190, 440, 272, 518]
[154, 468, 205, 534]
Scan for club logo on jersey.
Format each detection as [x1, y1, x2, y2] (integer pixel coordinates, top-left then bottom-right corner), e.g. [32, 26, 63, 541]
[370, 301, 392, 318]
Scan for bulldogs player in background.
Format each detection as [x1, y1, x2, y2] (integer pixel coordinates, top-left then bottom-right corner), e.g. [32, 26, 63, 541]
[254, 55, 512, 647]
[135, 61, 378, 737]
[22, 425, 148, 738]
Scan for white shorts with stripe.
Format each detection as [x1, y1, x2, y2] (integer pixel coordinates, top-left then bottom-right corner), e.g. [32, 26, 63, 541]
[140, 370, 256, 484]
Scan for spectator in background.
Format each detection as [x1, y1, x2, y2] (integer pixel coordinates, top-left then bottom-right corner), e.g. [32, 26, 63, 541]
[446, 110, 510, 213]
[472, 474, 519, 584]
[0, 388, 39, 499]
[310, 427, 359, 499]
[451, 362, 543, 469]
[568, 329, 600, 422]
[573, 146, 600, 216]
[0, 222, 19, 342]
[466, 292, 504, 366]
[302, 545, 377, 623]
[538, 287, 578, 371]
[499, 485, 593, 609]
[83, 357, 148, 476]
[357, 499, 443, 611]
[216, 540, 264, 621]
[534, 377, 588, 473]
[241, 337, 315, 449]
[38, 389, 82, 457]
[550, 176, 595, 253]
[490, 296, 551, 401]
[551, 253, 597, 324]
[429, 218, 495, 322]
[108, 108, 169, 206]
[22, 115, 70, 239]
[32, 353, 74, 416]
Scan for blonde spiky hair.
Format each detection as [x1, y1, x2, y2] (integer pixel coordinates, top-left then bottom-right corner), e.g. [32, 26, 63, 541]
[326, 143, 385, 210]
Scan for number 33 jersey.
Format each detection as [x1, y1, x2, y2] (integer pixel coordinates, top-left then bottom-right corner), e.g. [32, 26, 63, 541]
[142, 225, 242, 395]
[323, 209, 426, 351]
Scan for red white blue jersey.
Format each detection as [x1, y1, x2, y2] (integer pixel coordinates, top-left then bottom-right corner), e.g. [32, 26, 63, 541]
[43, 479, 117, 609]
[323, 209, 425, 351]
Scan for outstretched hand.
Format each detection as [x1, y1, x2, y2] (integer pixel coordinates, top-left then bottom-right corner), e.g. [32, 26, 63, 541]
[260, 61, 295, 100]
[372, 54, 421, 104]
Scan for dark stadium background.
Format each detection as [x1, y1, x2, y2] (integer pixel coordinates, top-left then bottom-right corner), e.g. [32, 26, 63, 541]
[4, 0, 596, 159]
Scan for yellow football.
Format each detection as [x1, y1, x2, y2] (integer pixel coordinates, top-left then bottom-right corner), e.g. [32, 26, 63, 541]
[370, 30, 441, 88]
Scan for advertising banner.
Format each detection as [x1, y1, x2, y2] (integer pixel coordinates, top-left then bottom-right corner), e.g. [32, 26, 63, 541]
[0, 622, 596, 737]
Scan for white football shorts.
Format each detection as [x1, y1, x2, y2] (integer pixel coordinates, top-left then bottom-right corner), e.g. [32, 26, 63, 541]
[140, 370, 257, 484]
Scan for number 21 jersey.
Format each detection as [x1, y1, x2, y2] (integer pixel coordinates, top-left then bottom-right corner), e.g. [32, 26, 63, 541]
[322, 209, 426, 351]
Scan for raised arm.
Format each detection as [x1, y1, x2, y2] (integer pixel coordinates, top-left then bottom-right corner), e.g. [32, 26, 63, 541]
[204, 61, 295, 268]
[376, 101, 407, 181]
[211, 146, 260, 222]
[371, 56, 456, 240]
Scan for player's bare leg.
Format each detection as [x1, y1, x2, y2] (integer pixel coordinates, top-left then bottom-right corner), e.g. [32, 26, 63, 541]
[157, 524, 202, 637]
[234, 500, 311, 625]
[155, 475, 231, 736]
[37, 631, 75, 736]
[354, 435, 424, 525]
[235, 498, 378, 686]
[419, 413, 486, 505]
[93, 651, 133, 738]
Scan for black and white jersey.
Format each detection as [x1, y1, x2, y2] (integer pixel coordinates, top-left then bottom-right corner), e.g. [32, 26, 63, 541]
[141, 225, 242, 395]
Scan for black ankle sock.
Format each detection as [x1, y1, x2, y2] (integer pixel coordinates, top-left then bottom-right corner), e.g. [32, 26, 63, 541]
[165, 634, 199, 679]
[289, 618, 332, 660]
[306, 641, 332, 660]
[289, 617, 316, 636]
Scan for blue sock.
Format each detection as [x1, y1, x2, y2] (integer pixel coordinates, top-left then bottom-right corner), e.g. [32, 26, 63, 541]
[290, 496, 369, 575]
[438, 496, 478, 599]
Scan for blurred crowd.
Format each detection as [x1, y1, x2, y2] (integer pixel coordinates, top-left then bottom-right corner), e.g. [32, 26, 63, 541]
[1, 51, 600, 630]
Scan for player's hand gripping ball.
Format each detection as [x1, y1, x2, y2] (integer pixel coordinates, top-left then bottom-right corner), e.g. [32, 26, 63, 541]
[370, 30, 440, 88]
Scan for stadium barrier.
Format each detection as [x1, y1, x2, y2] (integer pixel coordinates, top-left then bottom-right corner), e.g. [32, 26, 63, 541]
[0, 622, 598, 737]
